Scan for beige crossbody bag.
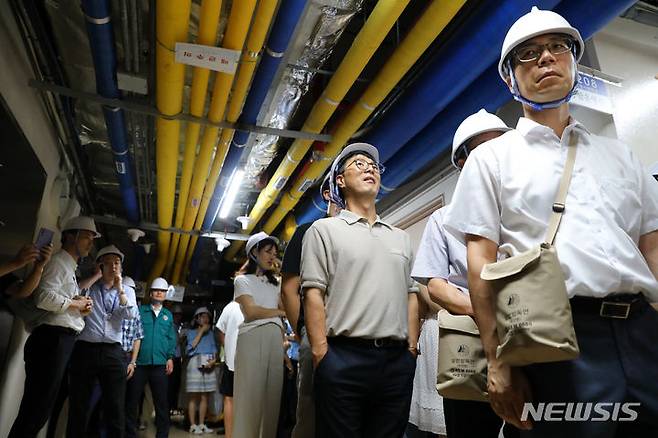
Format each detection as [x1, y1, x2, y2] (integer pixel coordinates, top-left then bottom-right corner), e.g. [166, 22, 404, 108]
[480, 132, 580, 366]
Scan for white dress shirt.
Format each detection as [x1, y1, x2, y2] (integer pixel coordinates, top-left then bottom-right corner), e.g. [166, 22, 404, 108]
[216, 301, 244, 371]
[412, 206, 469, 293]
[444, 117, 658, 301]
[34, 249, 84, 332]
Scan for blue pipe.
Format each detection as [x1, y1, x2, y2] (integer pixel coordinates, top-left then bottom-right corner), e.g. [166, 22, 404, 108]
[362, 0, 562, 164]
[233, 0, 308, 147]
[81, 0, 140, 223]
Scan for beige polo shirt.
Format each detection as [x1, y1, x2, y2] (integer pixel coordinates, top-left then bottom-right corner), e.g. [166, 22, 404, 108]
[300, 209, 415, 340]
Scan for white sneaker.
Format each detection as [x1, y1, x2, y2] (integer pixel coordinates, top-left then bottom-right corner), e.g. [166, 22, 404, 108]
[198, 424, 213, 433]
[189, 424, 202, 435]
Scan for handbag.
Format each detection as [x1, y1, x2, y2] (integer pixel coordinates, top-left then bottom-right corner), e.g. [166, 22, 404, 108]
[436, 310, 488, 402]
[480, 132, 580, 366]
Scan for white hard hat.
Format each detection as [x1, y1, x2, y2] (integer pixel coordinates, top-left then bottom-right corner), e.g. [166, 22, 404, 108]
[245, 232, 279, 257]
[451, 109, 511, 168]
[194, 306, 210, 318]
[122, 276, 136, 288]
[150, 277, 169, 291]
[62, 215, 101, 238]
[96, 244, 125, 262]
[498, 6, 584, 80]
[333, 142, 380, 171]
[328, 142, 381, 208]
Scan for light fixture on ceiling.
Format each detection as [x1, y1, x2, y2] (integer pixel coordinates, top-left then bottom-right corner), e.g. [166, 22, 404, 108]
[215, 237, 231, 252]
[127, 228, 145, 242]
[218, 169, 245, 219]
[236, 215, 251, 230]
[141, 242, 153, 254]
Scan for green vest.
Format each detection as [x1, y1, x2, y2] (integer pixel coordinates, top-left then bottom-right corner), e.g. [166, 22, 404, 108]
[137, 304, 176, 366]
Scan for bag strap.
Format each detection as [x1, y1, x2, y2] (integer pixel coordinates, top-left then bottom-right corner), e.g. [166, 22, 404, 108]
[544, 130, 578, 245]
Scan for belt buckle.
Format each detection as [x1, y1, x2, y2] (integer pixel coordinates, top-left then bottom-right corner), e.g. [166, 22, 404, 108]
[374, 338, 384, 348]
[600, 301, 631, 319]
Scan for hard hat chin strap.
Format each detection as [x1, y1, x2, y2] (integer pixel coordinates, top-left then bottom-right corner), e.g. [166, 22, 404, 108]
[507, 57, 579, 111]
[328, 165, 346, 210]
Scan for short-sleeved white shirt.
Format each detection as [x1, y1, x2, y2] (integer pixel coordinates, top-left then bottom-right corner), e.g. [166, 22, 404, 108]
[444, 117, 658, 300]
[412, 206, 468, 292]
[215, 301, 244, 371]
[233, 274, 282, 334]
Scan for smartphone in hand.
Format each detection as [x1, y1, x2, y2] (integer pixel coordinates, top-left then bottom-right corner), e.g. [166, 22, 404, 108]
[35, 228, 54, 261]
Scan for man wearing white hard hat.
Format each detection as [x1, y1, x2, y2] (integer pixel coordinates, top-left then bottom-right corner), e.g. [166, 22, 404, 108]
[67, 245, 137, 438]
[301, 143, 419, 437]
[412, 110, 516, 438]
[445, 7, 658, 436]
[125, 277, 177, 438]
[9, 216, 101, 438]
[232, 231, 286, 438]
[281, 171, 341, 438]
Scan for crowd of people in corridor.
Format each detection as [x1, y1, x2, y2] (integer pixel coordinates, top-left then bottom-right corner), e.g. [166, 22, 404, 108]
[1, 7, 658, 438]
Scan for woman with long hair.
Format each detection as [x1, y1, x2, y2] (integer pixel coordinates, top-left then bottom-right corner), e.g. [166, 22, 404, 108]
[185, 307, 218, 434]
[232, 232, 286, 438]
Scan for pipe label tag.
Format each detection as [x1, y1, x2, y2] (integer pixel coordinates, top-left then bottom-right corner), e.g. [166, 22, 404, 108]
[115, 161, 126, 174]
[274, 176, 288, 190]
[175, 43, 240, 74]
[298, 178, 314, 193]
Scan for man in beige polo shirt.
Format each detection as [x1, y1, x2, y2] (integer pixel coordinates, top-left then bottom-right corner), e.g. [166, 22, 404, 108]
[301, 142, 420, 438]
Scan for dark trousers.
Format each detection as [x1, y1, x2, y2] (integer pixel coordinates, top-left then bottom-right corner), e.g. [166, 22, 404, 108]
[9, 325, 77, 438]
[66, 341, 126, 438]
[167, 357, 182, 411]
[521, 296, 658, 437]
[125, 365, 169, 438]
[314, 339, 416, 438]
[443, 398, 519, 438]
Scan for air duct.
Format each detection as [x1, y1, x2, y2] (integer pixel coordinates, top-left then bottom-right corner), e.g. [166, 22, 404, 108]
[81, 0, 140, 223]
[224, 0, 467, 260]
[148, 0, 192, 280]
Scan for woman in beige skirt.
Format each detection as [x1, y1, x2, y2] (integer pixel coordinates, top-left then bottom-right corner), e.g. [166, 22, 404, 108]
[232, 232, 286, 438]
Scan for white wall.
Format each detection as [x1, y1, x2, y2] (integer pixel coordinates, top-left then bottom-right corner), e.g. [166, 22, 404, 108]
[0, 2, 70, 436]
[593, 17, 658, 169]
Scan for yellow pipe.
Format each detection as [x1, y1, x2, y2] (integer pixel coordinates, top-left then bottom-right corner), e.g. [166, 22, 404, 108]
[149, 0, 192, 280]
[225, 0, 466, 259]
[165, 0, 222, 277]
[280, 214, 298, 243]
[171, 0, 278, 283]
[243, 0, 409, 235]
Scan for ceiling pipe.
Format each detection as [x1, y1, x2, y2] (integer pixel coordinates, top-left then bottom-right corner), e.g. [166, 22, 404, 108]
[164, 0, 222, 276]
[179, 0, 285, 282]
[176, 0, 282, 281]
[224, 0, 466, 260]
[80, 0, 140, 224]
[237, 0, 410, 236]
[148, 0, 192, 280]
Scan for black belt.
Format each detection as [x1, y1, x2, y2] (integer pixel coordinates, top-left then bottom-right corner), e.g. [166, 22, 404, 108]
[328, 336, 408, 349]
[570, 294, 645, 319]
[36, 324, 79, 336]
[77, 340, 121, 347]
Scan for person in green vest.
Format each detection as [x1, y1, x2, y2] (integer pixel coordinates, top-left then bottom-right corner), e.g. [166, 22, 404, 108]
[125, 277, 176, 438]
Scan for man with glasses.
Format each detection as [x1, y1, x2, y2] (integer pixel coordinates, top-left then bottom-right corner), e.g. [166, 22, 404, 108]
[301, 142, 420, 437]
[413, 109, 515, 438]
[445, 7, 658, 437]
[9, 216, 101, 438]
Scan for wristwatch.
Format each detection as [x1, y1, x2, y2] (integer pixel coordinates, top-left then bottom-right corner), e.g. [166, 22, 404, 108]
[129, 362, 137, 366]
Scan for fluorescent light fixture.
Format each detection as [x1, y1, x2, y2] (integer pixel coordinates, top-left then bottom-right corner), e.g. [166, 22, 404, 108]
[218, 170, 245, 219]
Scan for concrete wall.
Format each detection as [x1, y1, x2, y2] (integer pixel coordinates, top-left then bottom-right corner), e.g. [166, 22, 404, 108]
[0, 2, 73, 436]
[593, 17, 658, 170]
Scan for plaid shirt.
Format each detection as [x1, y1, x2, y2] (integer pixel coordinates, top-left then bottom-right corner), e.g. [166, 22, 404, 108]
[121, 315, 144, 353]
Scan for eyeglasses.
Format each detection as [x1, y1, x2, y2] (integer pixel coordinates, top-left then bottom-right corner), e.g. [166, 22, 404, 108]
[514, 38, 574, 63]
[345, 158, 386, 174]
